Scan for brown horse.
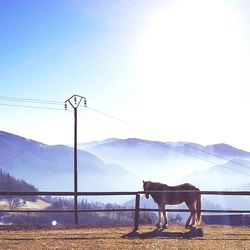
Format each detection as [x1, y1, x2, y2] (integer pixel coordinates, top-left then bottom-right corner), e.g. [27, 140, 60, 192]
[143, 180, 202, 229]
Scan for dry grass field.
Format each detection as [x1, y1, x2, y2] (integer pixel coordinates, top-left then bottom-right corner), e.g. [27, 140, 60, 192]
[0, 225, 250, 250]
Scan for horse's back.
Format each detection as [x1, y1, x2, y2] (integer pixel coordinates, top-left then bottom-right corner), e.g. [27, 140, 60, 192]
[172, 183, 199, 191]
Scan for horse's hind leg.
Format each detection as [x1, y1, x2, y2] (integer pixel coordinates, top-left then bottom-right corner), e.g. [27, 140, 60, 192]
[162, 206, 168, 229]
[190, 201, 199, 229]
[185, 213, 192, 229]
[185, 202, 197, 229]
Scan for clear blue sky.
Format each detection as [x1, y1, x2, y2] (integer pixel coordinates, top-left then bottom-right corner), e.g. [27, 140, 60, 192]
[1, 0, 250, 150]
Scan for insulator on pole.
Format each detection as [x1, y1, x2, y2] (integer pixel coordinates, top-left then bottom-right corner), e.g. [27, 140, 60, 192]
[64, 103, 67, 110]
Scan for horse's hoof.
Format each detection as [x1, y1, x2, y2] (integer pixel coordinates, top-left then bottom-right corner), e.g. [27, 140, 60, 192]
[187, 225, 197, 231]
[156, 223, 162, 229]
[162, 224, 168, 229]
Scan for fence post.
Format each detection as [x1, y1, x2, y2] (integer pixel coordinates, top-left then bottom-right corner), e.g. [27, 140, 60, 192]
[133, 193, 140, 232]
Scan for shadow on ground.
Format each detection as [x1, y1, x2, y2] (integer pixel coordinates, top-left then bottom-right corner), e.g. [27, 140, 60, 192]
[122, 228, 204, 239]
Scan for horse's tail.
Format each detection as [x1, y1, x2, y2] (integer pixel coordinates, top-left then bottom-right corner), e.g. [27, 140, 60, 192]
[197, 192, 202, 225]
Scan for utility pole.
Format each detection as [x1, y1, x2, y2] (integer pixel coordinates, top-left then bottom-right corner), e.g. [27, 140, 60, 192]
[65, 94, 87, 225]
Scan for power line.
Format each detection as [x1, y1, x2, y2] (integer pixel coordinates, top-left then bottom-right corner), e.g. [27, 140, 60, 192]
[0, 96, 63, 105]
[0, 103, 64, 111]
[218, 164, 250, 177]
[86, 106, 168, 138]
[77, 111, 126, 131]
[0, 95, 65, 111]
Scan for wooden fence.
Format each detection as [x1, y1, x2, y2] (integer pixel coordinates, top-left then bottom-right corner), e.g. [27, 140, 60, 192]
[0, 190, 250, 231]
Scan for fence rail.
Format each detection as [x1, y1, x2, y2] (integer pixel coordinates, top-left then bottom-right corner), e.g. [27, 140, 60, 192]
[1, 190, 250, 196]
[1, 190, 250, 231]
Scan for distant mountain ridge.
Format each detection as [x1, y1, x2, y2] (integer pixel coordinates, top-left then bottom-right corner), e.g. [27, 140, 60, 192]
[0, 131, 139, 195]
[80, 138, 250, 160]
[79, 138, 250, 185]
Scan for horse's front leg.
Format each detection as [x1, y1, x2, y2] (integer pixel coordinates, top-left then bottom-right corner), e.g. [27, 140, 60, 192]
[156, 204, 163, 228]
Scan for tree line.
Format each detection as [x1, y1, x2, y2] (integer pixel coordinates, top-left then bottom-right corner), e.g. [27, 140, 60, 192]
[0, 169, 182, 225]
[0, 169, 38, 202]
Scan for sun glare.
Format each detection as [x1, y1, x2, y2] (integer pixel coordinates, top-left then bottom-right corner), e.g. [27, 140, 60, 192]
[136, 0, 244, 95]
[134, 0, 246, 142]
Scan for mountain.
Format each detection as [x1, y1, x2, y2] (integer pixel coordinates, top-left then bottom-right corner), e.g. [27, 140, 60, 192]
[79, 138, 250, 184]
[2, 132, 250, 206]
[204, 144, 250, 158]
[181, 159, 250, 190]
[0, 131, 140, 196]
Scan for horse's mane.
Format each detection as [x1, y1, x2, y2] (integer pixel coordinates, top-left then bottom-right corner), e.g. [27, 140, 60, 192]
[147, 181, 169, 190]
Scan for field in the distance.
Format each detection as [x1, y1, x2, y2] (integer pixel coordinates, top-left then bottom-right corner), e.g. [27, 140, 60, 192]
[0, 225, 250, 250]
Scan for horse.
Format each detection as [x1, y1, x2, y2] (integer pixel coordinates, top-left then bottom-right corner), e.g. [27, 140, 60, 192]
[143, 180, 202, 230]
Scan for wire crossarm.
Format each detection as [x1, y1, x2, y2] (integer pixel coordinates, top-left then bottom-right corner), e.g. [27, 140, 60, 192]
[65, 95, 87, 110]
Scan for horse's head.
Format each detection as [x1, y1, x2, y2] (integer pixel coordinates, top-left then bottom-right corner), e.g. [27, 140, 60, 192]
[143, 180, 150, 199]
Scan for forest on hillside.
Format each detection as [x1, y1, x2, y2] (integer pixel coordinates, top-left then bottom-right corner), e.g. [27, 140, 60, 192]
[0, 169, 38, 202]
[0, 169, 38, 192]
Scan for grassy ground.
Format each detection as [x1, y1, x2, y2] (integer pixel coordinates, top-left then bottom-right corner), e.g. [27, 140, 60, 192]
[0, 225, 250, 250]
